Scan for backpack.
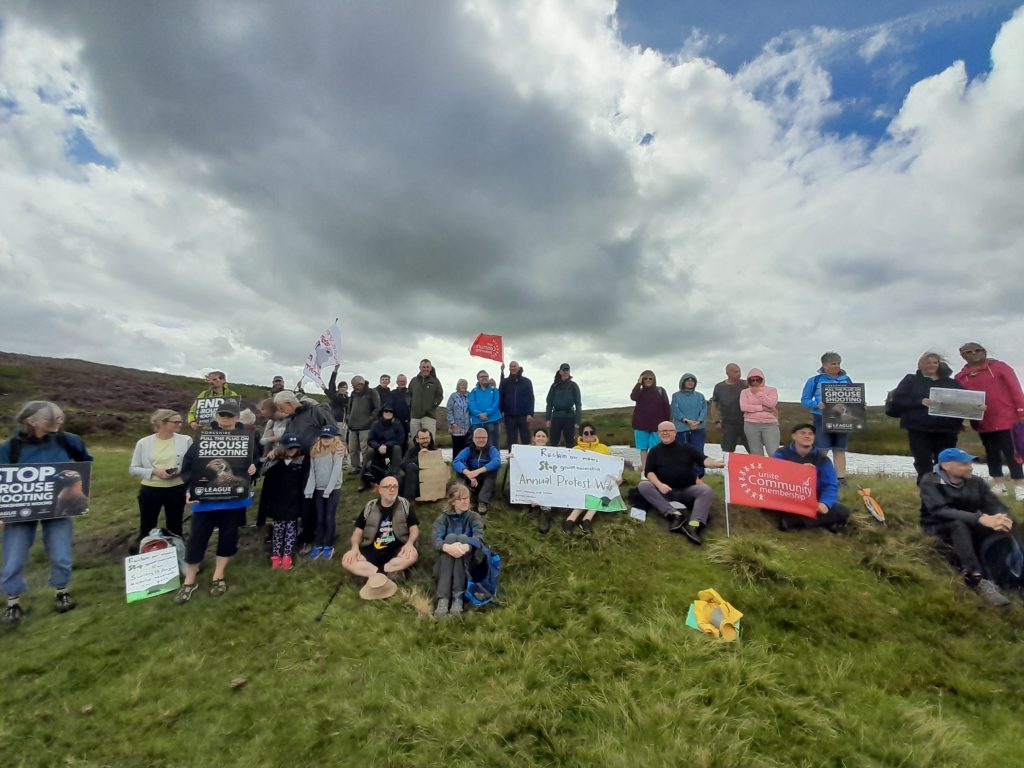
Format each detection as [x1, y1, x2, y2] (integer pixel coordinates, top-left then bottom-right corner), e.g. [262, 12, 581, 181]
[884, 389, 901, 418]
[8, 432, 88, 464]
[979, 533, 1024, 589]
[139, 528, 187, 573]
[464, 545, 502, 607]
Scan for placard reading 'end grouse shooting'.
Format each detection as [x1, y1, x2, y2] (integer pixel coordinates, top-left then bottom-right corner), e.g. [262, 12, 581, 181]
[510, 445, 625, 511]
[189, 432, 254, 502]
[0, 462, 92, 522]
[821, 383, 866, 433]
[192, 396, 240, 425]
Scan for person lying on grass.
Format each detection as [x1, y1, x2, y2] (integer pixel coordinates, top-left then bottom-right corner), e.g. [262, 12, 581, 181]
[431, 483, 485, 618]
[341, 476, 419, 581]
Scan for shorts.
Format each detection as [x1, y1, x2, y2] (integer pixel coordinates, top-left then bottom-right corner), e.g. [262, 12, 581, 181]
[359, 543, 402, 571]
[634, 430, 661, 451]
[813, 417, 849, 451]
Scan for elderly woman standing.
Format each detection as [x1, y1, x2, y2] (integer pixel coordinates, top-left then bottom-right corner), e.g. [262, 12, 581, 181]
[447, 379, 471, 458]
[892, 352, 965, 482]
[129, 409, 193, 544]
[0, 401, 93, 627]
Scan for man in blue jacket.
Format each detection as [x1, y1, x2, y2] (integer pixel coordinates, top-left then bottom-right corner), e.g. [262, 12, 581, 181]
[452, 428, 501, 514]
[499, 360, 535, 450]
[772, 423, 850, 532]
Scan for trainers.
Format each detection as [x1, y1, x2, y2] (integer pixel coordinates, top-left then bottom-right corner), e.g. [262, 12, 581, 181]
[992, 482, 1008, 496]
[562, 518, 576, 534]
[667, 513, 686, 533]
[321, 546, 335, 560]
[298, 543, 313, 556]
[581, 519, 594, 535]
[1015, 485, 1024, 503]
[478, 502, 488, 515]
[538, 508, 552, 534]
[55, 591, 77, 613]
[434, 598, 450, 618]
[309, 546, 324, 561]
[209, 579, 228, 597]
[173, 583, 198, 605]
[450, 596, 464, 615]
[271, 556, 283, 570]
[281, 556, 294, 571]
[976, 578, 1011, 607]
[682, 522, 704, 546]
[2, 602, 23, 626]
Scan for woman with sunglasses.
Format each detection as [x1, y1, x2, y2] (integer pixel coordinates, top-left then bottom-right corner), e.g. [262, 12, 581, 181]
[129, 409, 193, 545]
[955, 343, 1024, 499]
[739, 369, 780, 456]
[563, 423, 621, 534]
[631, 370, 669, 475]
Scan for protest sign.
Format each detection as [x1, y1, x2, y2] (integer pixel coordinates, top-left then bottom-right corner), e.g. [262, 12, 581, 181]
[724, 453, 818, 518]
[821, 383, 866, 433]
[125, 548, 180, 603]
[510, 445, 624, 510]
[469, 333, 503, 363]
[189, 432, 254, 503]
[193, 396, 240, 425]
[0, 462, 92, 522]
[928, 388, 985, 420]
[304, 321, 342, 388]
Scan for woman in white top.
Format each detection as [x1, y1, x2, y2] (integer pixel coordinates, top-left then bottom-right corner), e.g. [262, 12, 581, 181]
[129, 409, 193, 544]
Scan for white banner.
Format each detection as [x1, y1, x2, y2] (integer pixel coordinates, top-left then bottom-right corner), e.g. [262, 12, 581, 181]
[510, 445, 625, 511]
[303, 321, 342, 388]
[125, 548, 180, 603]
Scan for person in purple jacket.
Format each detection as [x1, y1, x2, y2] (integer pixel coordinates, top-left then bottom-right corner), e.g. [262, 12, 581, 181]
[631, 370, 670, 475]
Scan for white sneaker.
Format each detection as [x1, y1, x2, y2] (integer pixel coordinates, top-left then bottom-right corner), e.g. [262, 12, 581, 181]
[992, 482, 1007, 496]
[1015, 485, 1024, 502]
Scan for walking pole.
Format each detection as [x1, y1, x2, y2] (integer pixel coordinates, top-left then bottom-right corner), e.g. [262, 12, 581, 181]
[314, 574, 347, 623]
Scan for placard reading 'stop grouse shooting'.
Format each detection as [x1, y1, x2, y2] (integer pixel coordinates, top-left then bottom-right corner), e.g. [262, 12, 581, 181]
[189, 432, 254, 502]
[0, 462, 92, 522]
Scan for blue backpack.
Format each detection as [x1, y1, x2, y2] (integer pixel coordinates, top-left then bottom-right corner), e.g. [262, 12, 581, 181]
[465, 546, 502, 606]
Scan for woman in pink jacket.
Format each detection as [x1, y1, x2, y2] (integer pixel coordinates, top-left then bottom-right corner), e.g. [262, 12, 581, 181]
[739, 368, 780, 456]
[955, 342, 1024, 498]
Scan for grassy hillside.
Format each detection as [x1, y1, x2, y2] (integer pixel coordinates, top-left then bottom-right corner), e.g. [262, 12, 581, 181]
[2, 448, 1024, 767]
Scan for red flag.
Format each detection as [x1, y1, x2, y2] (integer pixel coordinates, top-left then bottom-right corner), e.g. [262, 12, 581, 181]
[469, 333, 503, 363]
[724, 453, 818, 518]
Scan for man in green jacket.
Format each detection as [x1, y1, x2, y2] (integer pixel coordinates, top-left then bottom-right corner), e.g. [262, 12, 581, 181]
[187, 371, 240, 430]
[545, 363, 582, 447]
[408, 359, 444, 442]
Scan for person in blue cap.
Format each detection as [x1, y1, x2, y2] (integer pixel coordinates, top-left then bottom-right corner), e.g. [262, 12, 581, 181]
[919, 447, 1018, 607]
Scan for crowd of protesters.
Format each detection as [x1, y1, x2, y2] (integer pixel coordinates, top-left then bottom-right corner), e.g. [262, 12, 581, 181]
[1, 342, 1023, 626]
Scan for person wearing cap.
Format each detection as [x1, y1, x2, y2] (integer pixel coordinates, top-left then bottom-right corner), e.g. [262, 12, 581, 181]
[709, 364, 749, 453]
[187, 370, 240, 430]
[304, 425, 347, 560]
[890, 352, 965, 482]
[268, 375, 286, 398]
[499, 360, 535, 449]
[740, 368, 780, 457]
[175, 402, 257, 603]
[0, 401, 93, 627]
[468, 369, 503, 447]
[671, 374, 708, 476]
[632, 370, 670, 476]
[342, 476, 420, 580]
[345, 376, 380, 475]
[452, 428, 501, 514]
[260, 433, 308, 570]
[771, 424, 850, 532]
[955, 343, 1024, 500]
[129, 408, 193, 547]
[800, 352, 853, 484]
[431, 483, 485, 617]
[360, 405, 405, 490]
[920, 447, 1019, 607]
[638, 421, 725, 545]
[546, 363, 582, 447]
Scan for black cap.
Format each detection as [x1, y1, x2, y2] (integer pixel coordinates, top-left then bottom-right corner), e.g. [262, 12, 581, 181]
[559, 363, 571, 371]
[216, 401, 241, 417]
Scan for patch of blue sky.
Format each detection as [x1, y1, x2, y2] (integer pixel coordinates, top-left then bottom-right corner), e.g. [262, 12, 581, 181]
[64, 126, 117, 169]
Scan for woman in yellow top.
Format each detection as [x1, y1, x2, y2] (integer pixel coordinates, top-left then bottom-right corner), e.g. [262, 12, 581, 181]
[562, 422, 618, 535]
[129, 409, 193, 547]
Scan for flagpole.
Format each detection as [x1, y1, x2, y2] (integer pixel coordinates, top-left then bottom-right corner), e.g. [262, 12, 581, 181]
[725, 502, 731, 538]
[723, 452, 731, 538]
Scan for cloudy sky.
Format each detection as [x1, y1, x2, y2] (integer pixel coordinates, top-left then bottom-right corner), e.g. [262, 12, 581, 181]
[1, 0, 1022, 408]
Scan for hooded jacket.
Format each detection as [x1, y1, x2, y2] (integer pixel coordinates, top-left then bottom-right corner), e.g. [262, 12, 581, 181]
[631, 374, 670, 431]
[670, 374, 707, 433]
[919, 467, 1008, 528]
[431, 508, 485, 551]
[546, 376, 582, 422]
[409, 372, 444, 419]
[347, 386, 381, 431]
[801, 368, 853, 412]
[955, 359, 1024, 433]
[468, 383, 502, 426]
[740, 369, 779, 425]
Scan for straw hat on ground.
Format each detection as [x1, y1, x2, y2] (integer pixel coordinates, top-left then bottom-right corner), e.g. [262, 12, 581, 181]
[359, 572, 398, 601]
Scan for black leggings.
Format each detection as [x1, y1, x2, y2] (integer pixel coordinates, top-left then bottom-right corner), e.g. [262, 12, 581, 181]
[906, 430, 958, 482]
[138, 484, 186, 539]
[980, 430, 1023, 480]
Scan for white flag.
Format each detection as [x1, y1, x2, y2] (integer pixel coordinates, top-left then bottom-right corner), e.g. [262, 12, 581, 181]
[303, 321, 342, 388]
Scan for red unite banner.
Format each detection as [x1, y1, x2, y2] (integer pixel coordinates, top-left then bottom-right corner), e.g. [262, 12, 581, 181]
[469, 333, 503, 363]
[724, 453, 818, 518]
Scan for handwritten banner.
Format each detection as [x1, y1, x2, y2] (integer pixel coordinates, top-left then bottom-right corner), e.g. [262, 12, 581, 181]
[125, 548, 181, 603]
[724, 453, 818, 518]
[510, 445, 624, 510]
[0, 462, 92, 522]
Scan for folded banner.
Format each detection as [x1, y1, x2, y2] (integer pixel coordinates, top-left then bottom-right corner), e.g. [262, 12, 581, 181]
[0, 462, 92, 522]
[469, 333, 503, 363]
[724, 453, 818, 518]
[510, 444, 624, 510]
[304, 321, 342, 388]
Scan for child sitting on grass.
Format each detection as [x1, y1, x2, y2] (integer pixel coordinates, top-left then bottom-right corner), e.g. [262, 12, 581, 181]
[260, 433, 306, 570]
[304, 425, 346, 560]
[431, 483, 485, 618]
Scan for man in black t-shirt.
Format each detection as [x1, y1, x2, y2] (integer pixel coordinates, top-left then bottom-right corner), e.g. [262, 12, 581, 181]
[638, 421, 725, 545]
[341, 477, 420, 578]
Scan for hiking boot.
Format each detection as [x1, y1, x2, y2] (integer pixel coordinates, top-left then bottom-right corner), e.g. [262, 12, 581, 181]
[450, 596, 464, 615]
[321, 546, 335, 560]
[667, 513, 686, 533]
[478, 502, 488, 515]
[562, 518, 576, 534]
[682, 522, 704, 546]
[538, 508, 552, 534]
[173, 583, 198, 605]
[309, 546, 324, 561]
[976, 579, 1011, 607]
[2, 603, 23, 627]
[271, 556, 283, 570]
[434, 598, 450, 618]
[281, 556, 294, 571]
[581, 519, 594, 535]
[55, 591, 77, 613]
[209, 579, 228, 597]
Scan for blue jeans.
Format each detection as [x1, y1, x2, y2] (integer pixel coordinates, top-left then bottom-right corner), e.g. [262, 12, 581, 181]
[2, 518, 73, 596]
[677, 429, 707, 477]
[480, 421, 501, 448]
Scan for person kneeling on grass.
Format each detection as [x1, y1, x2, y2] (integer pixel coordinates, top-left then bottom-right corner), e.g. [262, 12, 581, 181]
[562, 422, 622, 535]
[771, 423, 850, 532]
[175, 402, 257, 604]
[452, 427, 501, 515]
[304, 425, 346, 560]
[261, 433, 307, 571]
[432, 483, 485, 617]
[920, 447, 1020, 607]
[341, 476, 419, 582]
[638, 421, 725, 545]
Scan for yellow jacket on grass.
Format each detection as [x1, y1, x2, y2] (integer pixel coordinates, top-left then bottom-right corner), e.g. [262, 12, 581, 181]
[690, 588, 743, 642]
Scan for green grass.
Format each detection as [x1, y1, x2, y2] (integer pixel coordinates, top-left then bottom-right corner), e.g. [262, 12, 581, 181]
[3, 451, 1024, 767]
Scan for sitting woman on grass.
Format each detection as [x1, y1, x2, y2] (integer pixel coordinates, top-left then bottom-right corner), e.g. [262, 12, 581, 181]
[562, 422, 621, 536]
[431, 483, 485, 618]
